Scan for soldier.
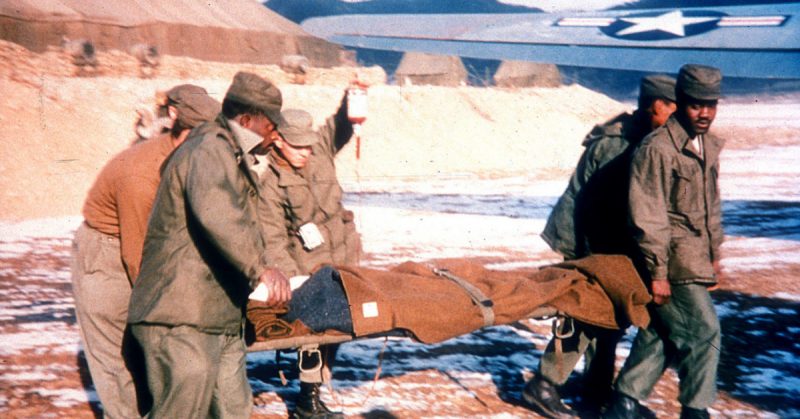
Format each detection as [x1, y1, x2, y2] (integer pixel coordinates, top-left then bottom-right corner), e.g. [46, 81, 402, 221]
[525, 75, 677, 418]
[254, 91, 361, 419]
[128, 72, 291, 418]
[72, 84, 220, 418]
[603, 64, 725, 419]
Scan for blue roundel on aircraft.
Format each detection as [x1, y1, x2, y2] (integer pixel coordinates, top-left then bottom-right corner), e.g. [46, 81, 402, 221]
[602, 10, 725, 41]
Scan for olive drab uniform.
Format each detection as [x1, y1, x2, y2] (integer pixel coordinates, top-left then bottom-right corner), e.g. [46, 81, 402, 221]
[538, 111, 651, 397]
[128, 115, 270, 418]
[628, 115, 724, 285]
[542, 111, 650, 259]
[259, 106, 361, 277]
[613, 113, 724, 410]
[254, 103, 360, 419]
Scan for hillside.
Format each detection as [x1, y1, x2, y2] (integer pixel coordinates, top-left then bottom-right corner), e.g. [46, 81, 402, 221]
[0, 39, 626, 221]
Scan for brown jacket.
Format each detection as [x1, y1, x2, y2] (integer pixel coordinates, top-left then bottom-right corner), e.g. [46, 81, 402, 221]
[82, 133, 175, 283]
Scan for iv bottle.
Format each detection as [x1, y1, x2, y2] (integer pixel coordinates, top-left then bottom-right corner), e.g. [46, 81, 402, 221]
[347, 86, 368, 132]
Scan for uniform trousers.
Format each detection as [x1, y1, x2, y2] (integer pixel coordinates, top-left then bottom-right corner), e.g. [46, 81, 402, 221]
[539, 321, 623, 399]
[614, 283, 720, 409]
[131, 324, 252, 419]
[71, 222, 142, 418]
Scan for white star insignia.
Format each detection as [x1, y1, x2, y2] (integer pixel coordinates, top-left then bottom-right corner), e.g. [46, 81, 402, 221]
[616, 10, 718, 37]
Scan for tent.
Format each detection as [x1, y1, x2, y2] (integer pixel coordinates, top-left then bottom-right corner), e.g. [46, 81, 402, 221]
[395, 52, 467, 87]
[0, 0, 343, 66]
[493, 60, 561, 88]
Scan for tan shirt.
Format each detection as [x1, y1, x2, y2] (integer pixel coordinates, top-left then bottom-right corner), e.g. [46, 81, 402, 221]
[82, 134, 175, 283]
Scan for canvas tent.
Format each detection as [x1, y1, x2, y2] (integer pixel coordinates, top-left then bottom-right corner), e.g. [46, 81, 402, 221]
[0, 0, 343, 66]
[395, 52, 467, 87]
[493, 60, 561, 88]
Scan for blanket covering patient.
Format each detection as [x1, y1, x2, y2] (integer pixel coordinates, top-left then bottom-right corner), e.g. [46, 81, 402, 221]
[246, 254, 651, 345]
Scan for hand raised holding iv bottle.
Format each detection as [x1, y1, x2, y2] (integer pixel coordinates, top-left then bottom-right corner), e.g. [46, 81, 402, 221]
[347, 73, 368, 159]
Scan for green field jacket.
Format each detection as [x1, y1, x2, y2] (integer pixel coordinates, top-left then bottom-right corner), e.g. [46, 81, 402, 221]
[628, 115, 724, 285]
[258, 106, 361, 277]
[128, 115, 269, 335]
[543, 112, 648, 259]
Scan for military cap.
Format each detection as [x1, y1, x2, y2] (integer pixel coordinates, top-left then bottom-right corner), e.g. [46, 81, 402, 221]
[639, 74, 676, 103]
[676, 64, 722, 101]
[277, 109, 319, 147]
[166, 84, 220, 128]
[224, 71, 283, 124]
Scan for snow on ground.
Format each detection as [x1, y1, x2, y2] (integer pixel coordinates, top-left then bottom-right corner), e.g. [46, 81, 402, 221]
[1, 136, 799, 416]
[721, 145, 800, 203]
[716, 103, 800, 129]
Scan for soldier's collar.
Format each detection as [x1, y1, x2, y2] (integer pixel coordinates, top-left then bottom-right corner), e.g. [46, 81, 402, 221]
[665, 115, 694, 150]
[227, 119, 263, 154]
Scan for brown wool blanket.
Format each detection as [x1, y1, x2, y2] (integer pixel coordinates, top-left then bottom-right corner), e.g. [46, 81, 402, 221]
[247, 254, 651, 347]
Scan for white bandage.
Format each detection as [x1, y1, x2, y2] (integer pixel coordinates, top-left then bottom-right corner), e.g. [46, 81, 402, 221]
[249, 275, 310, 302]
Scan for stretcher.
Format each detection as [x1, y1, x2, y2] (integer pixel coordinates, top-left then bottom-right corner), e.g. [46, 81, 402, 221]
[246, 306, 560, 352]
[245, 255, 651, 353]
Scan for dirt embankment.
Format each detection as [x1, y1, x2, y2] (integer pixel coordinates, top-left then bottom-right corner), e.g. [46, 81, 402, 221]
[0, 39, 631, 221]
[10, 40, 795, 222]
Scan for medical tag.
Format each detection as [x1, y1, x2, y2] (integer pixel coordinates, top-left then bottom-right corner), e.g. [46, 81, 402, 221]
[362, 301, 379, 318]
[298, 222, 324, 250]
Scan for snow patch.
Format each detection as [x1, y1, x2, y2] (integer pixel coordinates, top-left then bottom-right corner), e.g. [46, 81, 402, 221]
[34, 388, 95, 408]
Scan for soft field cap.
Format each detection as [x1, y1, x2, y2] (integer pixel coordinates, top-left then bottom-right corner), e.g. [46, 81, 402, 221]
[639, 74, 676, 103]
[676, 64, 722, 101]
[278, 109, 319, 147]
[166, 84, 220, 128]
[224, 71, 283, 123]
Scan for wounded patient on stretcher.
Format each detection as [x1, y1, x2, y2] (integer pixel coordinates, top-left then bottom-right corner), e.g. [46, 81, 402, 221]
[245, 254, 651, 348]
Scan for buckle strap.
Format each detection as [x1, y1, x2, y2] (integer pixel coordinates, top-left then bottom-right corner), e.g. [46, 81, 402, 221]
[551, 313, 574, 380]
[432, 268, 495, 327]
[551, 313, 574, 339]
[298, 344, 323, 374]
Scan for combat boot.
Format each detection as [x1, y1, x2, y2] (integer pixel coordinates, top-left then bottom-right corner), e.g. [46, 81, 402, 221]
[521, 374, 576, 419]
[680, 406, 710, 419]
[293, 382, 343, 419]
[601, 392, 641, 419]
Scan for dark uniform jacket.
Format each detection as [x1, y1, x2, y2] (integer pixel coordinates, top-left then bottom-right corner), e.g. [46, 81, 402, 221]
[128, 115, 269, 335]
[628, 115, 724, 285]
[542, 111, 650, 259]
[259, 105, 361, 277]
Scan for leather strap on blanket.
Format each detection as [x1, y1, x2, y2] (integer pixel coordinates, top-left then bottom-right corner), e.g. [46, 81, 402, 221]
[432, 268, 495, 327]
